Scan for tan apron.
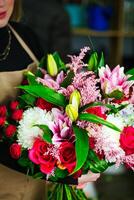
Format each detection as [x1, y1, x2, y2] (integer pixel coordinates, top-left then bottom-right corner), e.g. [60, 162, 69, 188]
[0, 24, 47, 200]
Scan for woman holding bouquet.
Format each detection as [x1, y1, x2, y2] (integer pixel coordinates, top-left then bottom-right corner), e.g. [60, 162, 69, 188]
[0, 0, 100, 199]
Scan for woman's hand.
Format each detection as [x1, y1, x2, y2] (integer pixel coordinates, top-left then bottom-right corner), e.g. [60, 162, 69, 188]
[77, 171, 100, 188]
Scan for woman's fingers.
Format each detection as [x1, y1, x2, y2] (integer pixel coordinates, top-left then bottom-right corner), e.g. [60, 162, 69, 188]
[78, 171, 100, 185]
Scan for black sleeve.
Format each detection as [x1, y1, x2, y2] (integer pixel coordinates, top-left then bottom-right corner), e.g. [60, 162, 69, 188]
[10, 21, 44, 61]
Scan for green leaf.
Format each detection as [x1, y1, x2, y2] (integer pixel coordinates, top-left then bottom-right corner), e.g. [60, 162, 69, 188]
[18, 85, 67, 107]
[36, 56, 47, 77]
[80, 101, 128, 115]
[88, 52, 98, 71]
[56, 184, 64, 200]
[64, 185, 72, 200]
[39, 55, 46, 68]
[35, 124, 52, 143]
[53, 52, 66, 72]
[19, 93, 36, 106]
[60, 70, 74, 88]
[126, 68, 134, 76]
[128, 76, 134, 80]
[108, 90, 124, 100]
[79, 113, 121, 132]
[54, 168, 68, 179]
[24, 72, 37, 85]
[33, 172, 44, 179]
[72, 125, 89, 174]
[98, 52, 104, 68]
[83, 150, 111, 173]
[18, 154, 34, 169]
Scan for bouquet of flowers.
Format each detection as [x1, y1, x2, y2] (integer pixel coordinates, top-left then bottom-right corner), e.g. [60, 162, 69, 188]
[0, 47, 134, 199]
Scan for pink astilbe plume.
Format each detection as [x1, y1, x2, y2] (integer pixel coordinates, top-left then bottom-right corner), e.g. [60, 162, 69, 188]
[67, 47, 90, 73]
[73, 71, 101, 106]
[125, 154, 134, 170]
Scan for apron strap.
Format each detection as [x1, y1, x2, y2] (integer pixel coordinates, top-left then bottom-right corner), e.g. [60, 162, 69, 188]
[8, 23, 39, 66]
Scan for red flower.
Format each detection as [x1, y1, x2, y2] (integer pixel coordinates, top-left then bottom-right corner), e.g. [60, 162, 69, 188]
[29, 138, 56, 174]
[12, 109, 23, 121]
[0, 105, 7, 116]
[86, 106, 106, 120]
[0, 117, 6, 126]
[59, 141, 76, 173]
[10, 143, 21, 159]
[36, 98, 53, 111]
[10, 101, 19, 110]
[120, 126, 134, 155]
[89, 137, 95, 149]
[5, 125, 16, 138]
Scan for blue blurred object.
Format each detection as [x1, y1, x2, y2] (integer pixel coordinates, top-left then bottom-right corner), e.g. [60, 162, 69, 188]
[87, 4, 113, 31]
[65, 4, 86, 27]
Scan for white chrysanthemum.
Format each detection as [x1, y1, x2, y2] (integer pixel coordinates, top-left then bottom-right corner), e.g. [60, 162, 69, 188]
[117, 104, 134, 126]
[101, 114, 124, 146]
[17, 107, 49, 149]
[96, 114, 126, 163]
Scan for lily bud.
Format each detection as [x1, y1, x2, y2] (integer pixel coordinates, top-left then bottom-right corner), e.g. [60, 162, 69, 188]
[66, 104, 78, 122]
[69, 90, 81, 110]
[47, 54, 58, 77]
[23, 70, 34, 76]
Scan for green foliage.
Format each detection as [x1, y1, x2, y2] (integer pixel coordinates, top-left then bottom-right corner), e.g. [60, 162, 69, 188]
[54, 168, 69, 179]
[88, 51, 105, 73]
[17, 151, 34, 174]
[88, 52, 98, 71]
[53, 52, 67, 72]
[72, 125, 89, 174]
[86, 150, 111, 173]
[33, 172, 44, 179]
[98, 52, 105, 68]
[35, 124, 52, 143]
[49, 168, 68, 182]
[79, 113, 121, 132]
[20, 93, 36, 106]
[48, 183, 89, 200]
[60, 71, 75, 88]
[18, 85, 67, 107]
[108, 90, 124, 100]
[126, 68, 134, 80]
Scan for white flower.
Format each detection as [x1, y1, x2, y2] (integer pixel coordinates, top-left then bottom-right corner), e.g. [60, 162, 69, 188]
[17, 107, 48, 149]
[117, 104, 134, 126]
[101, 114, 124, 146]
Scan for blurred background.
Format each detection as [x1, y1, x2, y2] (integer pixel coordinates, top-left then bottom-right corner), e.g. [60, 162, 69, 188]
[22, 0, 134, 199]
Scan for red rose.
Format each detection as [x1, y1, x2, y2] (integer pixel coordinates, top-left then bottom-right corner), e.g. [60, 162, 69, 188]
[12, 109, 23, 121]
[0, 117, 6, 126]
[10, 143, 21, 159]
[0, 105, 7, 116]
[29, 138, 56, 174]
[86, 106, 106, 120]
[10, 101, 19, 110]
[59, 142, 76, 173]
[5, 125, 16, 138]
[120, 126, 134, 155]
[36, 98, 53, 111]
[40, 156, 57, 174]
